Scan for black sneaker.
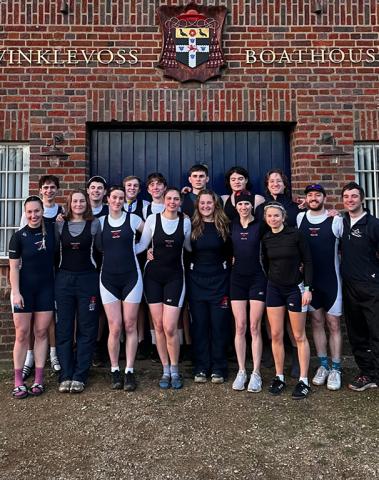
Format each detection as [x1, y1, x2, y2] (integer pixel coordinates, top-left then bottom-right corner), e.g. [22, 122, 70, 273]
[124, 372, 137, 392]
[268, 376, 286, 395]
[111, 370, 122, 390]
[348, 375, 378, 392]
[292, 380, 311, 400]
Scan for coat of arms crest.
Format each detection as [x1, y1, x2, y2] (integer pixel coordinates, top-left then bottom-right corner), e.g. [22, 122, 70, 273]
[157, 4, 227, 82]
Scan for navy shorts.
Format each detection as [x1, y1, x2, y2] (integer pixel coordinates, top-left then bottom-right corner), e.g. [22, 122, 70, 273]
[12, 284, 54, 313]
[100, 270, 143, 304]
[266, 281, 307, 313]
[310, 287, 342, 316]
[230, 272, 267, 302]
[144, 271, 185, 307]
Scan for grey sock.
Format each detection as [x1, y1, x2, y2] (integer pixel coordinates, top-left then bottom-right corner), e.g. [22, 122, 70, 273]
[170, 364, 179, 377]
[163, 365, 170, 376]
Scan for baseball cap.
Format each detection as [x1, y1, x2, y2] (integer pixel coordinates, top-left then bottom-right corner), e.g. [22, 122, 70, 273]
[304, 184, 326, 196]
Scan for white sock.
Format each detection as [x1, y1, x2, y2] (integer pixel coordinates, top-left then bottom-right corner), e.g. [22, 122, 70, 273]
[125, 367, 134, 374]
[25, 350, 34, 367]
[276, 374, 285, 382]
[300, 377, 309, 386]
[111, 366, 120, 373]
[178, 329, 184, 345]
[150, 329, 156, 344]
[50, 347, 57, 360]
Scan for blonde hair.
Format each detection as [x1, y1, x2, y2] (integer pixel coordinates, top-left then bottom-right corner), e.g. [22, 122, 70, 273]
[191, 190, 229, 242]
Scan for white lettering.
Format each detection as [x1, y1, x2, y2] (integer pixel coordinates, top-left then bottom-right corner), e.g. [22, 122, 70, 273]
[366, 48, 376, 63]
[128, 49, 139, 65]
[278, 50, 292, 64]
[37, 49, 51, 64]
[67, 49, 79, 64]
[348, 48, 363, 64]
[310, 49, 325, 63]
[18, 49, 33, 64]
[246, 49, 257, 64]
[53, 49, 65, 64]
[97, 49, 114, 64]
[329, 48, 345, 63]
[260, 49, 275, 64]
[81, 49, 95, 64]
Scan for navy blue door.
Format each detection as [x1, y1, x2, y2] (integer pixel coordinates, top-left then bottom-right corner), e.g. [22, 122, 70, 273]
[90, 126, 291, 196]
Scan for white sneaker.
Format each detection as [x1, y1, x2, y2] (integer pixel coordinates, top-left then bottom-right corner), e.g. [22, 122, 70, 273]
[327, 369, 341, 391]
[247, 372, 262, 393]
[51, 356, 61, 372]
[312, 366, 329, 386]
[232, 370, 247, 391]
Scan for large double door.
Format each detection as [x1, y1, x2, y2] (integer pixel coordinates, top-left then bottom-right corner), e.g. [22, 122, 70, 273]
[90, 125, 291, 195]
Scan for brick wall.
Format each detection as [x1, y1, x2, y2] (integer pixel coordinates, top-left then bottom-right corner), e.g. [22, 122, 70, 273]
[0, 0, 377, 362]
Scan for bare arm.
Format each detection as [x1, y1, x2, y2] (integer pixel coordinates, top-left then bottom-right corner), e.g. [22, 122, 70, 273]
[9, 259, 24, 308]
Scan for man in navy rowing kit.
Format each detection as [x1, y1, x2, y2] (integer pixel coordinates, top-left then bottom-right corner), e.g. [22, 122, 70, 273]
[143, 173, 167, 220]
[87, 175, 109, 218]
[297, 184, 343, 390]
[340, 182, 379, 391]
[181, 164, 210, 218]
[123, 175, 150, 219]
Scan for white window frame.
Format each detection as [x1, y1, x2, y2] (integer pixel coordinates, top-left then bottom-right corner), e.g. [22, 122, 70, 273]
[354, 143, 379, 218]
[0, 143, 30, 258]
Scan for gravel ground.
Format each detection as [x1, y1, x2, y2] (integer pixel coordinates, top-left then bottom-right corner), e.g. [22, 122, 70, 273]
[0, 359, 378, 480]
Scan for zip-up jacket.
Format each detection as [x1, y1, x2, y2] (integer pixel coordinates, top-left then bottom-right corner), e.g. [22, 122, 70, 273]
[340, 212, 379, 284]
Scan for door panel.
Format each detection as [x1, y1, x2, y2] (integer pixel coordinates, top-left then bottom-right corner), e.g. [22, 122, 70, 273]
[90, 126, 291, 196]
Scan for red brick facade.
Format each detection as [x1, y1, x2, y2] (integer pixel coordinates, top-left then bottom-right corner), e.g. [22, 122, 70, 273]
[1, 0, 378, 362]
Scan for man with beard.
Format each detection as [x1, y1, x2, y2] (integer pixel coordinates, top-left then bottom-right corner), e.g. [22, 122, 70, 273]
[297, 184, 343, 390]
[340, 182, 379, 391]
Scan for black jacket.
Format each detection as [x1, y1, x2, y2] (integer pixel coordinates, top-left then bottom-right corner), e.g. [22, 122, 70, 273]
[340, 211, 379, 284]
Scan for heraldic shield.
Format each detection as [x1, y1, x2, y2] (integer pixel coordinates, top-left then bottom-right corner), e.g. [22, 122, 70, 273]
[157, 4, 227, 82]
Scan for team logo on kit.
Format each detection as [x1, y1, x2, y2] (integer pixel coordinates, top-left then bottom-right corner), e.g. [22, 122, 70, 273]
[157, 4, 227, 82]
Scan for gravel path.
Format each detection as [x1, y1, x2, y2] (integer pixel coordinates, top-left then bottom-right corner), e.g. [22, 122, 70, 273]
[0, 360, 378, 480]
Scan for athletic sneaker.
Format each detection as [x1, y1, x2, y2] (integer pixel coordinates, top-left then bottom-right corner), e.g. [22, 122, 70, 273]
[232, 371, 247, 391]
[327, 369, 342, 391]
[312, 366, 330, 386]
[124, 372, 137, 392]
[292, 380, 311, 400]
[194, 372, 207, 383]
[58, 380, 72, 393]
[111, 370, 123, 390]
[211, 374, 224, 384]
[171, 374, 183, 390]
[70, 381, 84, 394]
[268, 376, 286, 395]
[348, 375, 378, 392]
[22, 364, 34, 381]
[159, 374, 171, 389]
[51, 356, 61, 373]
[247, 372, 262, 393]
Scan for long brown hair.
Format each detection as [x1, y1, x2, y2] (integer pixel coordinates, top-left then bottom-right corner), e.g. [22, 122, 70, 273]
[191, 189, 229, 241]
[65, 189, 93, 221]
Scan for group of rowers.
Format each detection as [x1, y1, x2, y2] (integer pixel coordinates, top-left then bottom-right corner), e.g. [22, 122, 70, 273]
[9, 164, 379, 400]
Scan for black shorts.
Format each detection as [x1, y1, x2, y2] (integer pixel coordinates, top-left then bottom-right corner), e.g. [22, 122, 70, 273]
[12, 284, 54, 314]
[266, 281, 307, 313]
[230, 272, 267, 302]
[100, 270, 143, 304]
[144, 271, 185, 307]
